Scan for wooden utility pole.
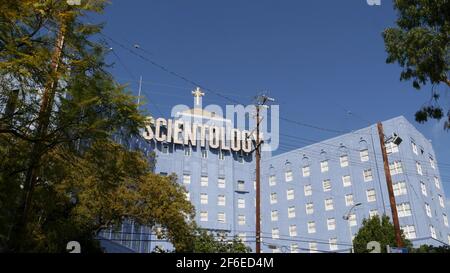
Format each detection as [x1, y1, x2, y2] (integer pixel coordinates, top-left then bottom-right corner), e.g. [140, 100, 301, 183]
[255, 104, 261, 253]
[377, 122, 403, 247]
[254, 94, 274, 253]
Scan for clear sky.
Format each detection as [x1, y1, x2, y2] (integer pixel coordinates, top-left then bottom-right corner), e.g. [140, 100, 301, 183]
[92, 0, 450, 198]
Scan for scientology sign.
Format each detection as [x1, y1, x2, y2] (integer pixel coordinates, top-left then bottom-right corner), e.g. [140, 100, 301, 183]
[142, 117, 255, 153]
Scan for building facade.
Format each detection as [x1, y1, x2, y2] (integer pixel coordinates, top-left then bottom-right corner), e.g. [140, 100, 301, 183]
[100, 91, 450, 253]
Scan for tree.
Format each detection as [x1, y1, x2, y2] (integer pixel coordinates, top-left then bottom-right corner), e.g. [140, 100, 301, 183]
[190, 228, 251, 253]
[383, 0, 450, 130]
[0, 0, 196, 252]
[353, 215, 412, 253]
[411, 244, 450, 253]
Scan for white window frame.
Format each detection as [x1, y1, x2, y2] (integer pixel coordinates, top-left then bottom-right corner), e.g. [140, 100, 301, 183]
[217, 195, 226, 206]
[420, 181, 427, 196]
[345, 194, 354, 207]
[416, 162, 423, 175]
[320, 160, 329, 173]
[285, 170, 293, 182]
[287, 189, 295, 200]
[302, 165, 311, 177]
[201, 176, 209, 187]
[307, 221, 316, 234]
[304, 184, 312, 196]
[430, 225, 437, 239]
[401, 225, 416, 240]
[327, 218, 336, 231]
[340, 155, 349, 167]
[272, 228, 280, 239]
[238, 215, 246, 226]
[306, 203, 314, 215]
[200, 211, 208, 222]
[397, 202, 412, 218]
[393, 181, 407, 196]
[200, 193, 208, 205]
[288, 206, 296, 218]
[217, 212, 226, 223]
[238, 198, 245, 209]
[218, 177, 225, 188]
[270, 192, 278, 204]
[434, 176, 441, 189]
[323, 179, 332, 192]
[439, 195, 445, 208]
[329, 238, 338, 251]
[325, 198, 334, 211]
[363, 169, 373, 182]
[271, 210, 278, 222]
[269, 175, 277, 186]
[360, 149, 369, 162]
[183, 174, 191, 184]
[366, 189, 376, 202]
[289, 225, 297, 237]
[342, 175, 352, 187]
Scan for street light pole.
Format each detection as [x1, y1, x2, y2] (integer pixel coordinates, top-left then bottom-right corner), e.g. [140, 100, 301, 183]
[343, 203, 362, 253]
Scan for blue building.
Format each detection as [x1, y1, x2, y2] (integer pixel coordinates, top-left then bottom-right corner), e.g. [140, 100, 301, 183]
[100, 90, 450, 253]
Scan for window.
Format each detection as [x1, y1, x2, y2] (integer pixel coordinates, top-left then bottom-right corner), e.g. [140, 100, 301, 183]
[285, 170, 293, 182]
[430, 157, 436, 169]
[184, 145, 191, 156]
[327, 218, 336, 230]
[238, 233, 246, 242]
[238, 198, 245, 209]
[323, 179, 332, 192]
[416, 162, 423, 175]
[363, 169, 373, 182]
[386, 142, 399, 154]
[430, 225, 437, 239]
[306, 203, 314, 215]
[434, 176, 441, 189]
[401, 225, 417, 240]
[425, 203, 432, 218]
[366, 189, 376, 202]
[345, 194, 354, 206]
[329, 238, 338, 251]
[217, 195, 225, 206]
[443, 214, 449, 227]
[200, 211, 208, 222]
[291, 244, 299, 253]
[389, 161, 403, 175]
[200, 193, 208, 204]
[325, 198, 334, 211]
[360, 149, 369, 162]
[340, 155, 349, 167]
[271, 210, 278, 222]
[412, 142, 418, 155]
[270, 193, 277, 204]
[183, 174, 191, 184]
[201, 176, 208, 187]
[420, 181, 427, 196]
[342, 175, 352, 187]
[288, 206, 296, 218]
[218, 177, 225, 188]
[218, 150, 224, 160]
[217, 212, 226, 223]
[438, 195, 445, 208]
[309, 242, 318, 253]
[237, 153, 244, 163]
[302, 165, 311, 177]
[272, 228, 280, 239]
[349, 213, 357, 227]
[185, 192, 190, 201]
[369, 209, 378, 218]
[393, 181, 407, 196]
[320, 160, 329, 173]
[238, 215, 246, 226]
[162, 144, 169, 154]
[304, 184, 312, 196]
[269, 175, 277, 186]
[201, 149, 208, 158]
[289, 225, 297, 237]
[237, 180, 245, 191]
[287, 189, 295, 200]
[397, 203, 412, 217]
[307, 221, 316, 234]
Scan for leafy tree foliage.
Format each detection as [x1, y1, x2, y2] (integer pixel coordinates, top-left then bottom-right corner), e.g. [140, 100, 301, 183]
[411, 244, 450, 253]
[0, 0, 195, 252]
[383, 0, 449, 129]
[190, 229, 252, 253]
[353, 215, 412, 253]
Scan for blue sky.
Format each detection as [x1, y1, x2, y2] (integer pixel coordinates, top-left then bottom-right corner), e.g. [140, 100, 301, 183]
[92, 0, 450, 198]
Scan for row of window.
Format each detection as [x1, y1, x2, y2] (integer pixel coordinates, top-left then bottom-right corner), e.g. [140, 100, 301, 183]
[162, 144, 246, 162]
[270, 189, 377, 209]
